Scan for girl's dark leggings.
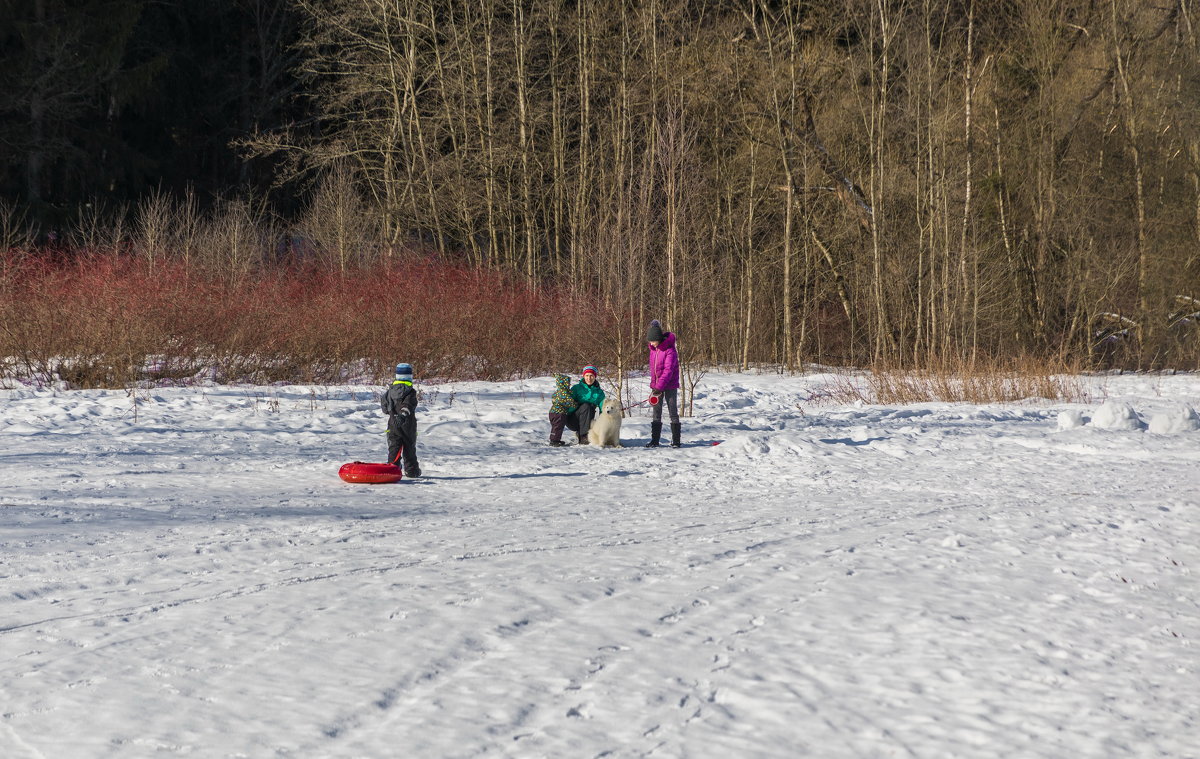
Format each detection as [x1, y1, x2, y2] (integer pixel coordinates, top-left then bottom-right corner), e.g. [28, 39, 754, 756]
[651, 388, 680, 424]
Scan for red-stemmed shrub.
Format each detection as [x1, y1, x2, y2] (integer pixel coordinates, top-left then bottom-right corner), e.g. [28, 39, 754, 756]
[0, 247, 613, 388]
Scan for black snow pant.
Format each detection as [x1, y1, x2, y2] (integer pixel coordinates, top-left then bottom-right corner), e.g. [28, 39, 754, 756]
[387, 415, 420, 476]
[565, 403, 597, 442]
[548, 412, 567, 442]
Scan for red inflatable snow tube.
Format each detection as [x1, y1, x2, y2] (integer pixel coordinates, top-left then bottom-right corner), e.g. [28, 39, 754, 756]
[338, 461, 403, 484]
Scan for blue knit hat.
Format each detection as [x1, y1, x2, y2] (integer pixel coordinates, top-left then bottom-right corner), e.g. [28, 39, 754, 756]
[394, 363, 414, 382]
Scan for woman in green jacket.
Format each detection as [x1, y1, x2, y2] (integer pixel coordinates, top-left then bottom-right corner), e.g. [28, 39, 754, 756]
[567, 365, 605, 444]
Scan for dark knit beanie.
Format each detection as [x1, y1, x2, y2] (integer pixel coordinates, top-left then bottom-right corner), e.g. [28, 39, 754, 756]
[647, 320, 665, 342]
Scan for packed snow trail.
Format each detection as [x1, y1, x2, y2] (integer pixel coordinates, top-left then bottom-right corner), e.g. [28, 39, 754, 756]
[1, 372, 1198, 757]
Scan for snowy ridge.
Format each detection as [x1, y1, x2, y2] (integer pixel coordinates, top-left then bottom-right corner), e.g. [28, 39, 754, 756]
[1, 372, 1198, 758]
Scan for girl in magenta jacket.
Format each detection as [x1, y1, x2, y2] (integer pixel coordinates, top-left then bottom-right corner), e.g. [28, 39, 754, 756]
[646, 319, 681, 447]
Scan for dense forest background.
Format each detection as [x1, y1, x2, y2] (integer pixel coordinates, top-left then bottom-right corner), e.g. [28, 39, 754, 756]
[2, 0, 1199, 383]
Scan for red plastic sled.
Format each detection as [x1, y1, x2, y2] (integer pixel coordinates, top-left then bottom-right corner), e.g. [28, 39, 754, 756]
[338, 461, 403, 484]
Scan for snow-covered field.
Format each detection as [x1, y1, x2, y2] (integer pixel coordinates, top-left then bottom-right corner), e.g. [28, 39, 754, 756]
[2, 370, 1198, 758]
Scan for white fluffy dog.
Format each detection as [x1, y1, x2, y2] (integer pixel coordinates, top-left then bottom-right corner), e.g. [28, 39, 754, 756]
[587, 398, 623, 447]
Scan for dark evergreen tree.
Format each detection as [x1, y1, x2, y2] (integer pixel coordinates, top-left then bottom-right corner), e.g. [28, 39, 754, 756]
[0, 0, 153, 220]
[0, 0, 303, 225]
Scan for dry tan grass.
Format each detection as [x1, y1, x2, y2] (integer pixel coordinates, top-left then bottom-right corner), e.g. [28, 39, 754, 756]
[826, 355, 1086, 405]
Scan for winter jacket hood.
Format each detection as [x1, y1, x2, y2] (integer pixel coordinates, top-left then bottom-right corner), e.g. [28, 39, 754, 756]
[549, 373, 578, 414]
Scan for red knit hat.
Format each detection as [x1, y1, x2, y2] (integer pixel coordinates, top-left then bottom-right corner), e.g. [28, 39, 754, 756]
[582, 365, 597, 377]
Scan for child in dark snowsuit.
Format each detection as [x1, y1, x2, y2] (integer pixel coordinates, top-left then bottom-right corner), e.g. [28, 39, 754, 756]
[547, 373, 577, 446]
[381, 362, 421, 476]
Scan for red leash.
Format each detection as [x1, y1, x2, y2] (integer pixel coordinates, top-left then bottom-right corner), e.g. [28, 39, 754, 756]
[620, 395, 660, 413]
